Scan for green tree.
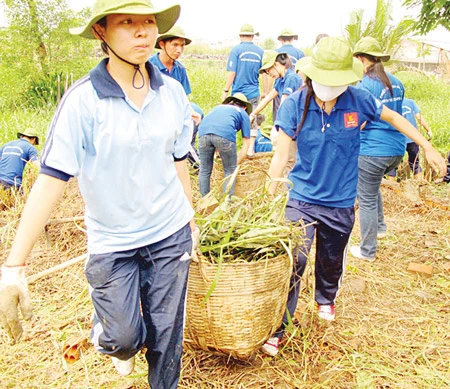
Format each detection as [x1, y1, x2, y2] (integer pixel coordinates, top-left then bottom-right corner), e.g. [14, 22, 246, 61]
[0, 0, 96, 107]
[263, 37, 276, 50]
[403, 0, 450, 34]
[345, 0, 415, 57]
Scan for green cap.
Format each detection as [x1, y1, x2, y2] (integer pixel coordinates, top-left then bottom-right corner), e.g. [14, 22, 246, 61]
[295, 36, 363, 86]
[259, 50, 285, 74]
[260, 123, 272, 139]
[239, 24, 259, 36]
[223, 93, 252, 114]
[277, 28, 298, 40]
[18, 129, 39, 145]
[353, 37, 390, 62]
[69, 0, 180, 39]
[155, 25, 192, 48]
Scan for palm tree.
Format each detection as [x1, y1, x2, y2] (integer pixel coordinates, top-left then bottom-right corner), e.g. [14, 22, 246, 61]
[344, 0, 415, 58]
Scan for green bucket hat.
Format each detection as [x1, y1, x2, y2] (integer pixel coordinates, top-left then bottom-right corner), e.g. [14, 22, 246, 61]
[295, 36, 364, 86]
[353, 37, 390, 62]
[239, 24, 259, 36]
[277, 28, 298, 40]
[18, 129, 39, 145]
[155, 25, 192, 48]
[223, 93, 252, 114]
[69, 0, 181, 39]
[259, 50, 286, 74]
[260, 123, 272, 139]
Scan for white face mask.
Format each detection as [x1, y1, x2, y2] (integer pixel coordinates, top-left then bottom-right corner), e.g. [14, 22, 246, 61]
[312, 81, 348, 102]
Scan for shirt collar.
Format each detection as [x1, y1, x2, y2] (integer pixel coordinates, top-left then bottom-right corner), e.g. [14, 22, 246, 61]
[90, 58, 164, 99]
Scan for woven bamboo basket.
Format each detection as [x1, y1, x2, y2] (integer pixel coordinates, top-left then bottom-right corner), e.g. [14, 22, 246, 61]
[211, 152, 273, 198]
[185, 253, 292, 359]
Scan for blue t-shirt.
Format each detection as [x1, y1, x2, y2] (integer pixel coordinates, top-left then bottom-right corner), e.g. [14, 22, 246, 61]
[191, 102, 204, 118]
[275, 86, 382, 208]
[198, 105, 251, 143]
[226, 42, 264, 100]
[254, 129, 273, 153]
[149, 53, 191, 95]
[0, 139, 38, 186]
[356, 72, 406, 156]
[402, 98, 420, 143]
[276, 44, 305, 68]
[274, 68, 302, 97]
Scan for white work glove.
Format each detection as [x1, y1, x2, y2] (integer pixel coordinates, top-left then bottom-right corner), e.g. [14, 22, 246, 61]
[0, 265, 33, 343]
[270, 125, 279, 149]
[427, 131, 433, 140]
[191, 227, 200, 261]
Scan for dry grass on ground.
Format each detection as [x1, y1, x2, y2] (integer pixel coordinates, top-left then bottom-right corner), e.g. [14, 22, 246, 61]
[0, 174, 449, 389]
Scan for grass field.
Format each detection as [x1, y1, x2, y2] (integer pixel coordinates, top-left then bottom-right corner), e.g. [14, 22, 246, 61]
[0, 60, 449, 388]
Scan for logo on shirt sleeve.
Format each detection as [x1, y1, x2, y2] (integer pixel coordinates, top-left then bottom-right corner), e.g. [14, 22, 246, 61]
[344, 112, 358, 128]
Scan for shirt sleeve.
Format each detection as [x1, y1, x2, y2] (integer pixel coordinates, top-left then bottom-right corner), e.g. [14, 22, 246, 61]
[226, 47, 239, 72]
[173, 92, 194, 160]
[240, 111, 251, 138]
[274, 94, 299, 138]
[28, 145, 39, 162]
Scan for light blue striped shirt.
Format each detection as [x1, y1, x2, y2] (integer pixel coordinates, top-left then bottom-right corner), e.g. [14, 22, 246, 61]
[41, 59, 194, 254]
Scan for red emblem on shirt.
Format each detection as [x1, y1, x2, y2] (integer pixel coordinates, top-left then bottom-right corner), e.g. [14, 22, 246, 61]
[344, 112, 358, 128]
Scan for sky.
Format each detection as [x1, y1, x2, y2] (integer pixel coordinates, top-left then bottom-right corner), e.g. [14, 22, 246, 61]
[65, 0, 413, 45]
[1, 0, 448, 47]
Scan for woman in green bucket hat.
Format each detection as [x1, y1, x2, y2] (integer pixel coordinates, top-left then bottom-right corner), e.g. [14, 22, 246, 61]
[1, 0, 200, 387]
[261, 36, 446, 357]
[349, 36, 408, 262]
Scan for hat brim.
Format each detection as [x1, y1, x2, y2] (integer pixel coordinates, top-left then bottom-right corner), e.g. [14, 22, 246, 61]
[295, 56, 364, 86]
[17, 132, 39, 145]
[222, 96, 252, 114]
[240, 32, 259, 36]
[155, 34, 192, 48]
[353, 51, 390, 62]
[278, 34, 298, 40]
[70, 4, 181, 39]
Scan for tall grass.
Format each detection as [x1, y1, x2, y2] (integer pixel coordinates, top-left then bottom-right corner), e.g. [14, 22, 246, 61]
[396, 71, 450, 153]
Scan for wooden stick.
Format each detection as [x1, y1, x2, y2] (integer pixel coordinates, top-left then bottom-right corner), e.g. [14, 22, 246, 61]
[27, 254, 87, 284]
[45, 216, 84, 226]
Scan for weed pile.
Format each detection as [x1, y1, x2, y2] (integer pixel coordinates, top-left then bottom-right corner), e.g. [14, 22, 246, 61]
[0, 173, 449, 388]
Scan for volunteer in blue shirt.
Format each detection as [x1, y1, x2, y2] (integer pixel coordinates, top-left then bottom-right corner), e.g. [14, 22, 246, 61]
[0, 1, 198, 387]
[254, 122, 273, 153]
[221, 24, 263, 118]
[149, 25, 191, 95]
[198, 93, 252, 196]
[350, 37, 407, 261]
[261, 37, 446, 357]
[251, 50, 303, 123]
[149, 25, 202, 127]
[386, 97, 433, 180]
[0, 129, 40, 189]
[277, 28, 305, 68]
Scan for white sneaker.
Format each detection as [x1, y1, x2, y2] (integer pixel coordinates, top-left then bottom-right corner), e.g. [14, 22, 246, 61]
[261, 337, 281, 356]
[349, 246, 375, 262]
[111, 356, 135, 376]
[318, 305, 335, 321]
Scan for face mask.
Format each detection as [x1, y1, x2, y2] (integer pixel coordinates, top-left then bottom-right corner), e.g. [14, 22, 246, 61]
[312, 81, 348, 102]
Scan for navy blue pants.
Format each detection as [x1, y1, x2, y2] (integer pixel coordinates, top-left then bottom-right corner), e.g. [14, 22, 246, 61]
[85, 223, 192, 389]
[275, 199, 354, 337]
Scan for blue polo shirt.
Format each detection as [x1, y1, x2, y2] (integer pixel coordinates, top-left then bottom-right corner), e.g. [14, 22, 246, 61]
[198, 105, 251, 143]
[149, 52, 191, 95]
[226, 42, 264, 100]
[274, 68, 302, 97]
[356, 73, 406, 156]
[40, 59, 194, 254]
[275, 86, 382, 208]
[0, 139, 38, 187]
[402, 98, 420, 142]
[276, 44, 305, 67]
